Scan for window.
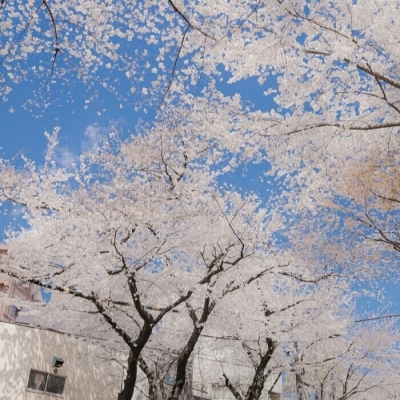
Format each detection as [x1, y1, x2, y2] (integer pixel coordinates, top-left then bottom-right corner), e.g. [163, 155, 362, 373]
[10, 305, 20, 318]
[27, 370, 66, 396]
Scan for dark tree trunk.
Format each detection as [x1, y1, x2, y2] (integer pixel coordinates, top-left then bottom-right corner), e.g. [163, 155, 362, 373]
[118, 321, 153, 400]
[118, 351, 139, 400]
[245, 338, 276, 400]
[117, 276, 192, 399]
[168, 297, 215, 400]
[225, 337, 277, 400]
[168, 335, 197, 400]
[138, 356, 167, 400]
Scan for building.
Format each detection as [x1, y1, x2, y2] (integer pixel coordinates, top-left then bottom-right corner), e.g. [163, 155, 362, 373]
[0, 274, 42, 323]
[0, 246, 123, 400]
[0, 321, 123, 400]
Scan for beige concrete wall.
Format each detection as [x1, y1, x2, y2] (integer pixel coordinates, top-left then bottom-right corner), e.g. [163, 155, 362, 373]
[0, 322, 123, 400]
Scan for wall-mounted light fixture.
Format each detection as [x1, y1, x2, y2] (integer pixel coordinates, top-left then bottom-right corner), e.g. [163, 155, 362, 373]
[52, 357, 64, 369]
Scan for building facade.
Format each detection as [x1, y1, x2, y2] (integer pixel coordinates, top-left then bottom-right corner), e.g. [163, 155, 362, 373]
[0, 321, 123, 400]
[0, 275, 42, 323]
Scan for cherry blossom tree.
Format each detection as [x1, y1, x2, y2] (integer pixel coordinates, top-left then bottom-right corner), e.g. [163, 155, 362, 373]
[0, 103, 364, 399]
[324, 144, 400, 262]
[292, 321, 400, 400]
[2, 0, 399, 130]
[1, 1, 399, 399]
[277, 132, 400, 288]
[129, 236, 353, 400]
[218, 277, 353, 400]
[0, 110, 306, 399]
[3, 1, 398, 264]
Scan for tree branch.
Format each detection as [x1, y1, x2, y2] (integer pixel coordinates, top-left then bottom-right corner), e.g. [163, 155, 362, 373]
[159, 25, 190, 107]
[90, 294, 135, 349]
[223, 372, 244, 400]
[154, 290, 193, 323]
[278, 270, 338, 283]
[128, 274, 154, 325]
[167, 0, 216, 40]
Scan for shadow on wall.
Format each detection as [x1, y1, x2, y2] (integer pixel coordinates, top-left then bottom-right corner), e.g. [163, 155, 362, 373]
[0, 321, 123, 400]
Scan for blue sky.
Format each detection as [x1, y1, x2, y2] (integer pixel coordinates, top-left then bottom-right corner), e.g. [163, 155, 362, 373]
[0, 57, 277, 157]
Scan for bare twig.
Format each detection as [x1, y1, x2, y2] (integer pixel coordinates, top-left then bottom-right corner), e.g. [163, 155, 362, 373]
[159, 25, 190, 107]
[168, 0, 216, 40]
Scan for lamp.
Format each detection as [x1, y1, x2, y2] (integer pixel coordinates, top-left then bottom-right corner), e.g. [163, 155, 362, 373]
[52, 357, 64, 369]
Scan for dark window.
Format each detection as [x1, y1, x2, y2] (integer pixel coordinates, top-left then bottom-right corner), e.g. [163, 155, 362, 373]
[10, 305, 19, 318]
[46, 374, 66, 395]
[27, 370, 47, 391]
[27, 370, 66, 396]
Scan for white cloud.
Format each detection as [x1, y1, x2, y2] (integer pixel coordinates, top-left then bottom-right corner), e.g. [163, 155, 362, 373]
[52, 123, 114, 168]
[55, 147, 77, 168]
[82, 124, 108, 153]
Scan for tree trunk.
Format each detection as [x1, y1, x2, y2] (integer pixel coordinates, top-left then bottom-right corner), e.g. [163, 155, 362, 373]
[118, 351, 138, 400]
[224, 338, 276, 400]
[118, 321, 153, 400]
[295, 372, 304, 400]
[244, 338, 276, 400]
[139, 356, 167, 400]
[167, 330, 200, 400]
[168, 298, 215, 400]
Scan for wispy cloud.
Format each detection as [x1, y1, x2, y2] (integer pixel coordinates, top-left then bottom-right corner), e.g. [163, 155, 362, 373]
[82, 124, 108, 153]
[53, 123, 111, 169]
[55, 146, 77, 168]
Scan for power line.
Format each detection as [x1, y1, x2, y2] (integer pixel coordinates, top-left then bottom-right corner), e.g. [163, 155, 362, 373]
[355, 313, 400, 322]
